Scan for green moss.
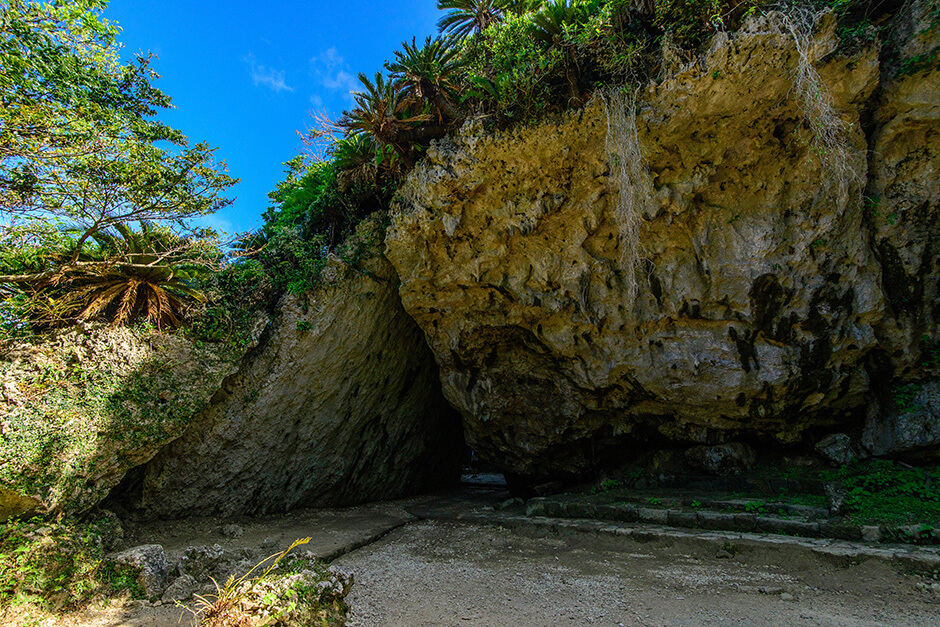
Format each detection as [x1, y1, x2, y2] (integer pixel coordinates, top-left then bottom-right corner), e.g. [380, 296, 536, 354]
[0, 516, 124, 617]
[0, 328, 243, 516]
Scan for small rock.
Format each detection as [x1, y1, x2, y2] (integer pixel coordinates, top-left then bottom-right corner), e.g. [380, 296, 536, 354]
[716, 549, 733, 559]
[815, 433, 858, 465]
[861, 525, 882, 542]
[162, 575, 198, 603]
[260, 536, 277, 550]
[498, 497, 525, 511]
[824, 482, 846, 515]
[108, 545, 169, 599]
[780, 592, 795, 601]
[221, 524, 244, 538]
[177, 544, 225, 581]
[685, 443, 757, 476]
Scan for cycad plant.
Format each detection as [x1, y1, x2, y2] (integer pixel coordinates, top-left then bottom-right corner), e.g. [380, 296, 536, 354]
[437, 0, 508, 40]
[5, 222, 214, 329]
[386, 36, 465, 123]
[341, 72, 443, 168]
[332, 133, 384, 190]
[60, 222, 210, 328]
[530, 0, 601, 106]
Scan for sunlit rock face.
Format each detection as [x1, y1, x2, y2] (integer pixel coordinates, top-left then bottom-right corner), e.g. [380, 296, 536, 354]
[385, 6, 939, 480]
[125, 219, 464, 518]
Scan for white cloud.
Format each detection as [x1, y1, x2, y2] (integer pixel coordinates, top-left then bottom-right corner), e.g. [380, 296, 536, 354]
[245, 54, 293, 93]
[309, 48, 359, 105]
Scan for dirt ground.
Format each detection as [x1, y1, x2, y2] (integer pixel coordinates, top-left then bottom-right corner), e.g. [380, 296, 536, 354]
[33, 491, 940, 627]
[334, 520, 940, 627]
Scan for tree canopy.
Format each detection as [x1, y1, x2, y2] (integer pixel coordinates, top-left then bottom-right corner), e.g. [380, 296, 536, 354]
[0, 0, 237, 329]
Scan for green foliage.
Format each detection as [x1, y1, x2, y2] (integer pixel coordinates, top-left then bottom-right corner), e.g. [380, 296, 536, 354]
[897, 46, 940, 77]
[0, 221, 223, 337]
[0, 515, 123, 617]
[590, 478, 621, 494]
[189, 538, 351, 627]
[1, 0, 235, 338]
[648, 496, 662, 506]
[744, 500, 767, 513]
[437, 0, 508, 41]
[387, 36, 466, 123]
[893, 383, 923, 413]
[465, 12, 562, 122]
[823, 460, 940, 527]
[0, 0, 236, 232]
[654, 0, 764, 49]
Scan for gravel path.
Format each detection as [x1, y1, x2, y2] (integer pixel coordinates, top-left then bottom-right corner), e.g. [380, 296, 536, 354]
[334, 520, 940, 627]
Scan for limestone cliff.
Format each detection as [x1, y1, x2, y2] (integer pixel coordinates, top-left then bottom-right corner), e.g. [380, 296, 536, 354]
[122, 218, 464, 518]
[0, 324, 246, 520]
[385, 5, 940, 480]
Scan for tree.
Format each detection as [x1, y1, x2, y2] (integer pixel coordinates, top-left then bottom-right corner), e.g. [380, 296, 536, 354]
[0, 221, 219, 328]
[386, 36, 465, 123]
[0, 0, 237, 316]
[530, 0, 601, 106]
[340, 72, 444, 169]
[437, 0, 508, 41]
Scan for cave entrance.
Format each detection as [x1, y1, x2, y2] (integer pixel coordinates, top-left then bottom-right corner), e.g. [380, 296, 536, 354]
[460, 451, 507, 491]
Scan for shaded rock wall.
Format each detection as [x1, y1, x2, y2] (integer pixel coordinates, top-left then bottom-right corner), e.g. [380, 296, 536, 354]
[385, 7, 940, 480]
[0, 325, 246, 520]
[124, 222, 464, 518]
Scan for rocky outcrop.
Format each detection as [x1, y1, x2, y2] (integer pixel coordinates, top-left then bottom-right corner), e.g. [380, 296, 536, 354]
[861, 1, 940, 455]
[0, 324, 244, 520]
[122, 219, 463, 518]
[385, 7, 940, 480]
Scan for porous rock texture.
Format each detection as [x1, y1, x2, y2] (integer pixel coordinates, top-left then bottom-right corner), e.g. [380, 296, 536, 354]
[862, 0, 940, 455]
[385, 6, 940, 480]
[0, 324, 244, 520]
[124, 220, 463, 518]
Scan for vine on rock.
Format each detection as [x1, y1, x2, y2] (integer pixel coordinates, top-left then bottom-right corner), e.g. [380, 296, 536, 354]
[600, 86, 655, 302]
[780, 4, 862, 205]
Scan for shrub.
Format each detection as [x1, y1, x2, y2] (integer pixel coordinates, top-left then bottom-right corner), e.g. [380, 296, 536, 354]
[0, 516, 124, 618]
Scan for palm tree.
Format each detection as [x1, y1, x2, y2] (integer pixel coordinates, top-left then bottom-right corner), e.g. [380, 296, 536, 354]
[386, 36, 465, 123]
[331, 133, 385, 191]
[437, 0, 507, 40]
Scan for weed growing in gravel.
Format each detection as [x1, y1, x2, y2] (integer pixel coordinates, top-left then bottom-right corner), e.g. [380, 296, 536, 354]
[189, 537, 352, 627]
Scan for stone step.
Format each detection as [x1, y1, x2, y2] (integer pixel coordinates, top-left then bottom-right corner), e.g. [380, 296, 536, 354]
[574, 492, 831, 519]
[524, 497, 940, 545]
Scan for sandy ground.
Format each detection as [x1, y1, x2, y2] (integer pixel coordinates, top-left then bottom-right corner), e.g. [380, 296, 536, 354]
[26, 489, 940, 626]
[334, 520, 940, 627]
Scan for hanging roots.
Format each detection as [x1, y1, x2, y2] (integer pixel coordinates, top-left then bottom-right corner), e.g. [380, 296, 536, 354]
[781, 5, 861, 205]
[600, 86, 654, 301]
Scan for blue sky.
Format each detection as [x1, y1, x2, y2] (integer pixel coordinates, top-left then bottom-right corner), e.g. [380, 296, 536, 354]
[104, 0, 441, 234]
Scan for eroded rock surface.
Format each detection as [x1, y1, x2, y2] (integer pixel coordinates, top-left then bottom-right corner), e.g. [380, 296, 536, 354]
[126, 220, 463, 518]
[385, 8, 939, 479]
[0, 325, 245, 519]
